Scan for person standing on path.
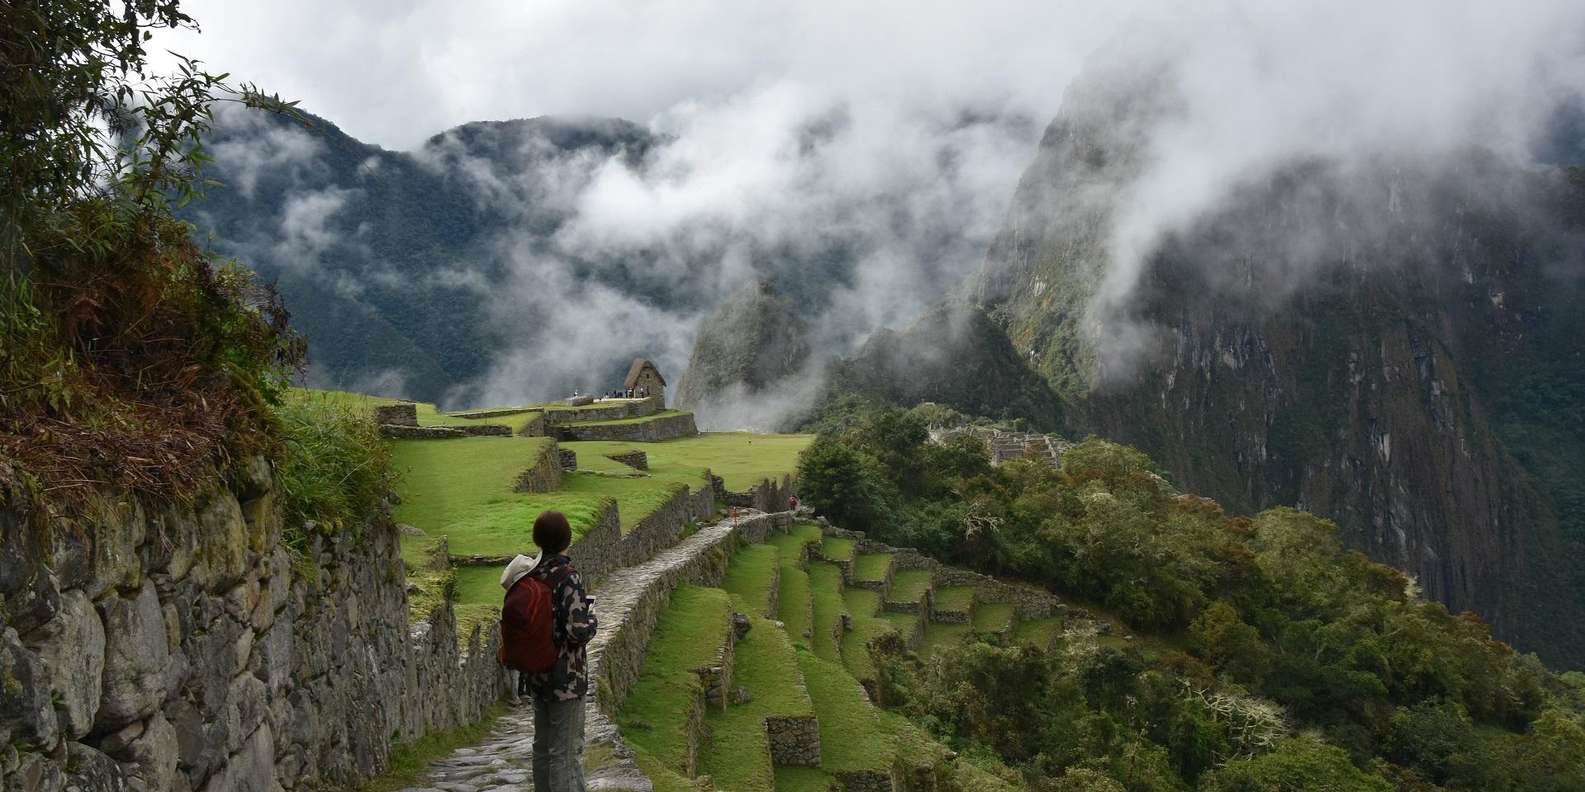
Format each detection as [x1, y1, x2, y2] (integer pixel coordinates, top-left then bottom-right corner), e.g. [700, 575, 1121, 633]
[502, 511, 598, 792]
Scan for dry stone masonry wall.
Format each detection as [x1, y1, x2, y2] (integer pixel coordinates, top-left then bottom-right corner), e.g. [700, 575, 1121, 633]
[512, 442, 565, 494]
[554, 412, 698, 442]
[605, 451, 649, 471]
[0, 461, 508, 792]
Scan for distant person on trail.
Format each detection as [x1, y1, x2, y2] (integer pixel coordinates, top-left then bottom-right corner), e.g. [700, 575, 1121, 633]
[498, 511, 597, 792]
[788, 494, 800, 512]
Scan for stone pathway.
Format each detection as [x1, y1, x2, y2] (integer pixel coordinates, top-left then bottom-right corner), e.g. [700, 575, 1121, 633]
[396, 705, 536, 791]
[395, 509, 791, 792]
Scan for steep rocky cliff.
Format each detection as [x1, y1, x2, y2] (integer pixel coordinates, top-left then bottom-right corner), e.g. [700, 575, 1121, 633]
[975, 60, 1585, 663]
[675, 281, 813, 424]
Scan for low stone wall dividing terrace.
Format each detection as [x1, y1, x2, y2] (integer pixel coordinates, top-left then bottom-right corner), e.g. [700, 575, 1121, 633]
[379, 423, 512, 439]
[557, 447, 578, 471]
[375, 403, 418, 426]
[555, 412, 698, 442]
[511, 441, 564, 493]
[605, 450, 649, 470]
[714, 473, 797, 513]
[768, 713, 822, 767]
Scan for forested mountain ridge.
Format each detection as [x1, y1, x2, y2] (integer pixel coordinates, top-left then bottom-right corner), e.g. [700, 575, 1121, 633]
[973, 59, 1585, 665]
[181, 109, 660, 403]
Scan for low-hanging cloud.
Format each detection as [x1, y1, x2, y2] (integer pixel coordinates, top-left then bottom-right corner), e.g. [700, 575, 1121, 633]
[162, 0, 1585, 421]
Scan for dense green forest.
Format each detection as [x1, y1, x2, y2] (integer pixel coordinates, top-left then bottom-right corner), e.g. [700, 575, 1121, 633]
[797, 399, 1585, 790]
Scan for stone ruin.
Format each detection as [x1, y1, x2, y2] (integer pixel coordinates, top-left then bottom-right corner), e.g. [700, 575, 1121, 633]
[929, 425, 1071, 468]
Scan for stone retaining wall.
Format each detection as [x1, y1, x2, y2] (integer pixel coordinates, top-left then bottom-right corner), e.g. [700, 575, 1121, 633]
[379, 423, 512, 439]
[380, 424, 465, 439]
[555, 412, 698, 442]
[541, 398, 660, 428]
[449, 408, 536, 420]
[696, 621, 736, 711]
[517, 412, 548, 437]
[0, 461, 508, 792]
[557, 448, 578, 471]
[838, 768, 896, 792]
[512, 442, 564, 494]
[767, 714, 821, 767]
[715, 473, 797, 514]
[566, 502, 623, 587]
[605, 451, 649, 471]
[931, 567, 1059, 620]
[375, 403, 418, 426]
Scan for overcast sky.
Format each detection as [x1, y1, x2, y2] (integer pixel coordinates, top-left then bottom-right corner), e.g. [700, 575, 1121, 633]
[157, 0, 1138, 150]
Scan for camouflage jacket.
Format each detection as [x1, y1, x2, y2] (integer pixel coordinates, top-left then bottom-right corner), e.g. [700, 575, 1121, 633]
[519, 554, 598, 701]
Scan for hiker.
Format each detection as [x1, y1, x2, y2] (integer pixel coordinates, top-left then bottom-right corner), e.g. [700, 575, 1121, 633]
[499, 511, 597, 792]
[788, 494, 799, 512]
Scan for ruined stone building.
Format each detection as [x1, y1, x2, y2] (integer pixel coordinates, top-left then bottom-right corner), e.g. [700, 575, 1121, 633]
[624, 358, 667, 403]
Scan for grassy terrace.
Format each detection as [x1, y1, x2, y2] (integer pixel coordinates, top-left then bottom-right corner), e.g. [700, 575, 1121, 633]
[851, 553, 892, 584]
[298, 388, 538, 428]
[808, 563, 846, 662]
[388, 436, 567, 557]
[790, 650, 895, 782]
[702, 546, 817, 790]
[569, 432, 812, 492]
[619, 586, 734, 774]
[932, 585, 974, 613]
[819, 537, 854, 562]
[1015, 616, 1064, 649]
[843, 589, 881, 619]
[973, 602, 1016, 634]
[721, 543, 780, 617]
[841, 616, 894, 683]
[922, 622, 975, 654]
[888, 569, 932, 603]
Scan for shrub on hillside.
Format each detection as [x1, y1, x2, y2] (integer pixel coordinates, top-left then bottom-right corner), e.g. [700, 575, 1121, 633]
[0, 0, 302, 507]
[275, 392, 395, 543]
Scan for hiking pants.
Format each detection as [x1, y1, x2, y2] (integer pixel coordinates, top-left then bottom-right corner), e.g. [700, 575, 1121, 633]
[532, 694, 587, 792]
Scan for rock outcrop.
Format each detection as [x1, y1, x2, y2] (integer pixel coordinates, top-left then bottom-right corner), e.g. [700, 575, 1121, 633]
[974, 51, 1585, 664]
